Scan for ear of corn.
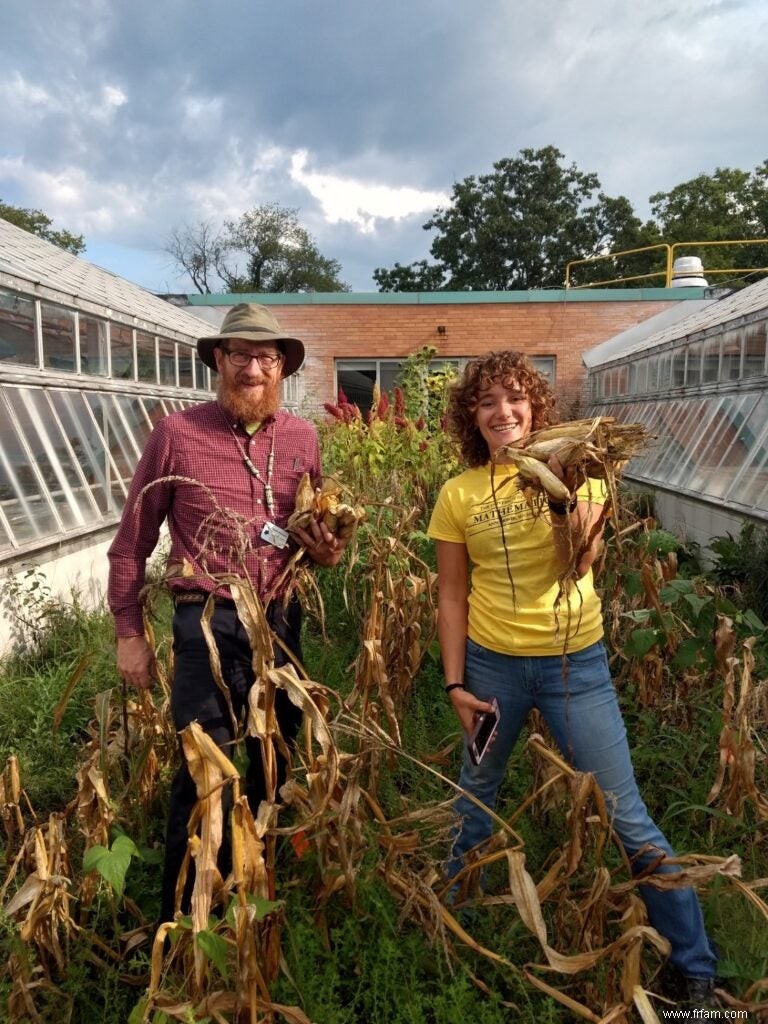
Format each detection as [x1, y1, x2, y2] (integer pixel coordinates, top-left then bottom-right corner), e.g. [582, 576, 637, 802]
[496, 449, 572, 501]
[496, 418, 653, 485]
[286, 473, 366, 540]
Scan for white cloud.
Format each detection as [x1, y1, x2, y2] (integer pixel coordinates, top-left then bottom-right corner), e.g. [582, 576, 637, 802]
[0, 158, 146, 233]
[289, 150, 449, 233]
[0, 72, 55, 114]
[0, 71, 126, 126]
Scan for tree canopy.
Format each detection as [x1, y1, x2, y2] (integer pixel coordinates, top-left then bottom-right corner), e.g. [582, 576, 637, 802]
[648, 162, 768, 281]
[374, 149, 768, 291]
[166, 204, 348, 294]
[374, 147, 650, 291]
[0, 200, 85, 255]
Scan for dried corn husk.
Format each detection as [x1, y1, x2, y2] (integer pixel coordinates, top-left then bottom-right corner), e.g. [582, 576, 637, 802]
[286, 473, 366, 541]
[497, 417, 653, 482]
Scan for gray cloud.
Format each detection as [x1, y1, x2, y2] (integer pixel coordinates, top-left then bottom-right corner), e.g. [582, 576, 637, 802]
[2, 0, 767, 290]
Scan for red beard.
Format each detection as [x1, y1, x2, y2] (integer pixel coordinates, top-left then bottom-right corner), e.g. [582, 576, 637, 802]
[217, 374, 281, 422]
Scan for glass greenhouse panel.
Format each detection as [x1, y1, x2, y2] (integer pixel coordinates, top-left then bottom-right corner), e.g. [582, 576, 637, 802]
[701, 337, 720, 383]
[0, 390, 59, 543]
[158, 339, 176, 386]
[665, 400, 711, 486]
[48, 390, 112, 514]
[725, 392, 768, 509]
[178, 345, 193, 388]
[85, 393, 141, 505]
[0, 508, 13, 554]
[136, 332, 157, 383]
[4, 388, 99, 529]
[0, 290, 37, 367]
[720, 331, 742, 381]
[111, 324, 134, 379]
[42, 303, 76, 373]
[670, 349, 686, 388]
[652, 402, 696, 480]
[142, 396, 169, 429]
[79, 315, 108, 376]
[685, 341, 703, 386]
[698, 395, 761, 499]
[194, 354, 209, 392]
[635, 359, 649, 394]
[743, 323, 767, 378]
[608, 393, 768, 509]
[115, 394, 154, 450]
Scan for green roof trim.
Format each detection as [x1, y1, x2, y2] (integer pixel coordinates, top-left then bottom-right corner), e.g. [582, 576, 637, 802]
[187, 288, 710, 307]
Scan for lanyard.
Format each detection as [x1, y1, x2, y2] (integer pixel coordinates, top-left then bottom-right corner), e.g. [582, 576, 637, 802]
[219, 408, 277, 517]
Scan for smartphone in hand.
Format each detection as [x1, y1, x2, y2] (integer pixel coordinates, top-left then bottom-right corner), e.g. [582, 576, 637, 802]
[468, 697, 500, 766]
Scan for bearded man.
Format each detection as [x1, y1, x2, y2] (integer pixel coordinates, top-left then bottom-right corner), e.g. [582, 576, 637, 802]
[107, 303, 345, 922]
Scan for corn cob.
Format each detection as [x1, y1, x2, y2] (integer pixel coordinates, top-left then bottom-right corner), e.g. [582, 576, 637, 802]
[500, 418, 653, 480]
[524, 416, 613, 443]
[286, 473, 365, 540]
[496, 449, 572, 501]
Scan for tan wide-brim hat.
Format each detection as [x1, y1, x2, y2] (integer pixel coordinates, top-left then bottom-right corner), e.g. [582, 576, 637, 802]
[197, 303, 305, 377]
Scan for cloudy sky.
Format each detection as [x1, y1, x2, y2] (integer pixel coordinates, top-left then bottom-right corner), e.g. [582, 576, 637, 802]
[2, 0, 766, 292]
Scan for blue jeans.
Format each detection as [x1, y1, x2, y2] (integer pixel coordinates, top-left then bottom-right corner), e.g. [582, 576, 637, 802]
[449, 638, 717, 978]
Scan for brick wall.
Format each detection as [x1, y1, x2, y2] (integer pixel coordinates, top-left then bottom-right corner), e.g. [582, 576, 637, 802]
[193, 297, 684, 417]
[253, 299, 677, 417]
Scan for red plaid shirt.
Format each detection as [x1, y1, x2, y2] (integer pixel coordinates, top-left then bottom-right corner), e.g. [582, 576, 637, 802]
[107, 402, 321, 636]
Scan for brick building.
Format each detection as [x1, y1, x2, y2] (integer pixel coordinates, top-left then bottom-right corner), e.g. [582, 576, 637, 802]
[185, 289, 709, 417]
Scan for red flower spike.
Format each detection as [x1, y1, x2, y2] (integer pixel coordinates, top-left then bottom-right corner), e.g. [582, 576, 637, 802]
[323, 402, 344, 421]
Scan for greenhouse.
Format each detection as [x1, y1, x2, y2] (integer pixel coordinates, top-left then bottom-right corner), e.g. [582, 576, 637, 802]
[0, 218, 215, 648]
[585, 275, 768, 555]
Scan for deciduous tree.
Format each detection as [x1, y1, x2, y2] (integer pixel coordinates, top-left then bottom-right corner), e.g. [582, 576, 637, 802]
[0, 200, 85, 255]
[164, 220, 224, 295]
[166, 203, 348, 294]
[373, 146, 648, 291]
[649, 162, 768, 283]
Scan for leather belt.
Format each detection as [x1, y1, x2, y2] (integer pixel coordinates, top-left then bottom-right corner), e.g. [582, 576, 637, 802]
[172, 590, 236, 608]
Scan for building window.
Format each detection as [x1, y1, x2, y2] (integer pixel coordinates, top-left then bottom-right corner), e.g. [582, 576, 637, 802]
[42, 303, 76, 372]
[743, 323, 767, 378]
[79, 315, 108, 376]
[335, 356, 554, 410]
[137, 332, 157, 383]
[530, 356, 556, 383]
[701, 337, 721, 383]
[282, 371, 299, 407]
[0, 289, 37, 368]
[721, 333, 742, 381]
[178, 344, 194, 388]
[111, 324, 135, 379]
[158, 338, 176, 386]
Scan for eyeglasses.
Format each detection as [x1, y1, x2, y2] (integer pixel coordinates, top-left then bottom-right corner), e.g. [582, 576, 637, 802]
[219, 348, 283, 370]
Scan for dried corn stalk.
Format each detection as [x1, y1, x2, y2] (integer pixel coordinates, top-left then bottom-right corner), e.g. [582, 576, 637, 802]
[707, 617, 768, 820]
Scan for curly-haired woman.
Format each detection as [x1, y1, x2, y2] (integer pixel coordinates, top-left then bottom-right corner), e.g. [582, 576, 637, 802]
[427, 351, 719, 1004]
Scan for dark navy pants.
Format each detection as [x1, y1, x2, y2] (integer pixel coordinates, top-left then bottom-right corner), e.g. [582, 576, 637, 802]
[160, 598, 303, 923]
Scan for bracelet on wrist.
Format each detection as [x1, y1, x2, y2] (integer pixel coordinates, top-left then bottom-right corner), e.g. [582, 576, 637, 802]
[444, 683, 464, 694]
[547, 495, 578, 517]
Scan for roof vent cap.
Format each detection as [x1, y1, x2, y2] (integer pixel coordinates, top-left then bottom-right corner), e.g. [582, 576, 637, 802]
[671, 256, 708, 288]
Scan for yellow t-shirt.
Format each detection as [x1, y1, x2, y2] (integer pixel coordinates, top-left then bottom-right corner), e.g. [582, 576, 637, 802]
[428, 465, 607, 656]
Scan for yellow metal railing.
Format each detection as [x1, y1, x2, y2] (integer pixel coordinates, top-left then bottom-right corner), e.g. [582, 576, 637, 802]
[565, 239, 768, 289]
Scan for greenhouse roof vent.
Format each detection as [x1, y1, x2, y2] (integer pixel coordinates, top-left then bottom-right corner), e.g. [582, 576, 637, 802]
[670, 255, 708, 288]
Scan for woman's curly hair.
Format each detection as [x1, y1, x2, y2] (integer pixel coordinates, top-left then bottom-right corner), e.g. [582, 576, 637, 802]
[447, 351, 558, 467]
